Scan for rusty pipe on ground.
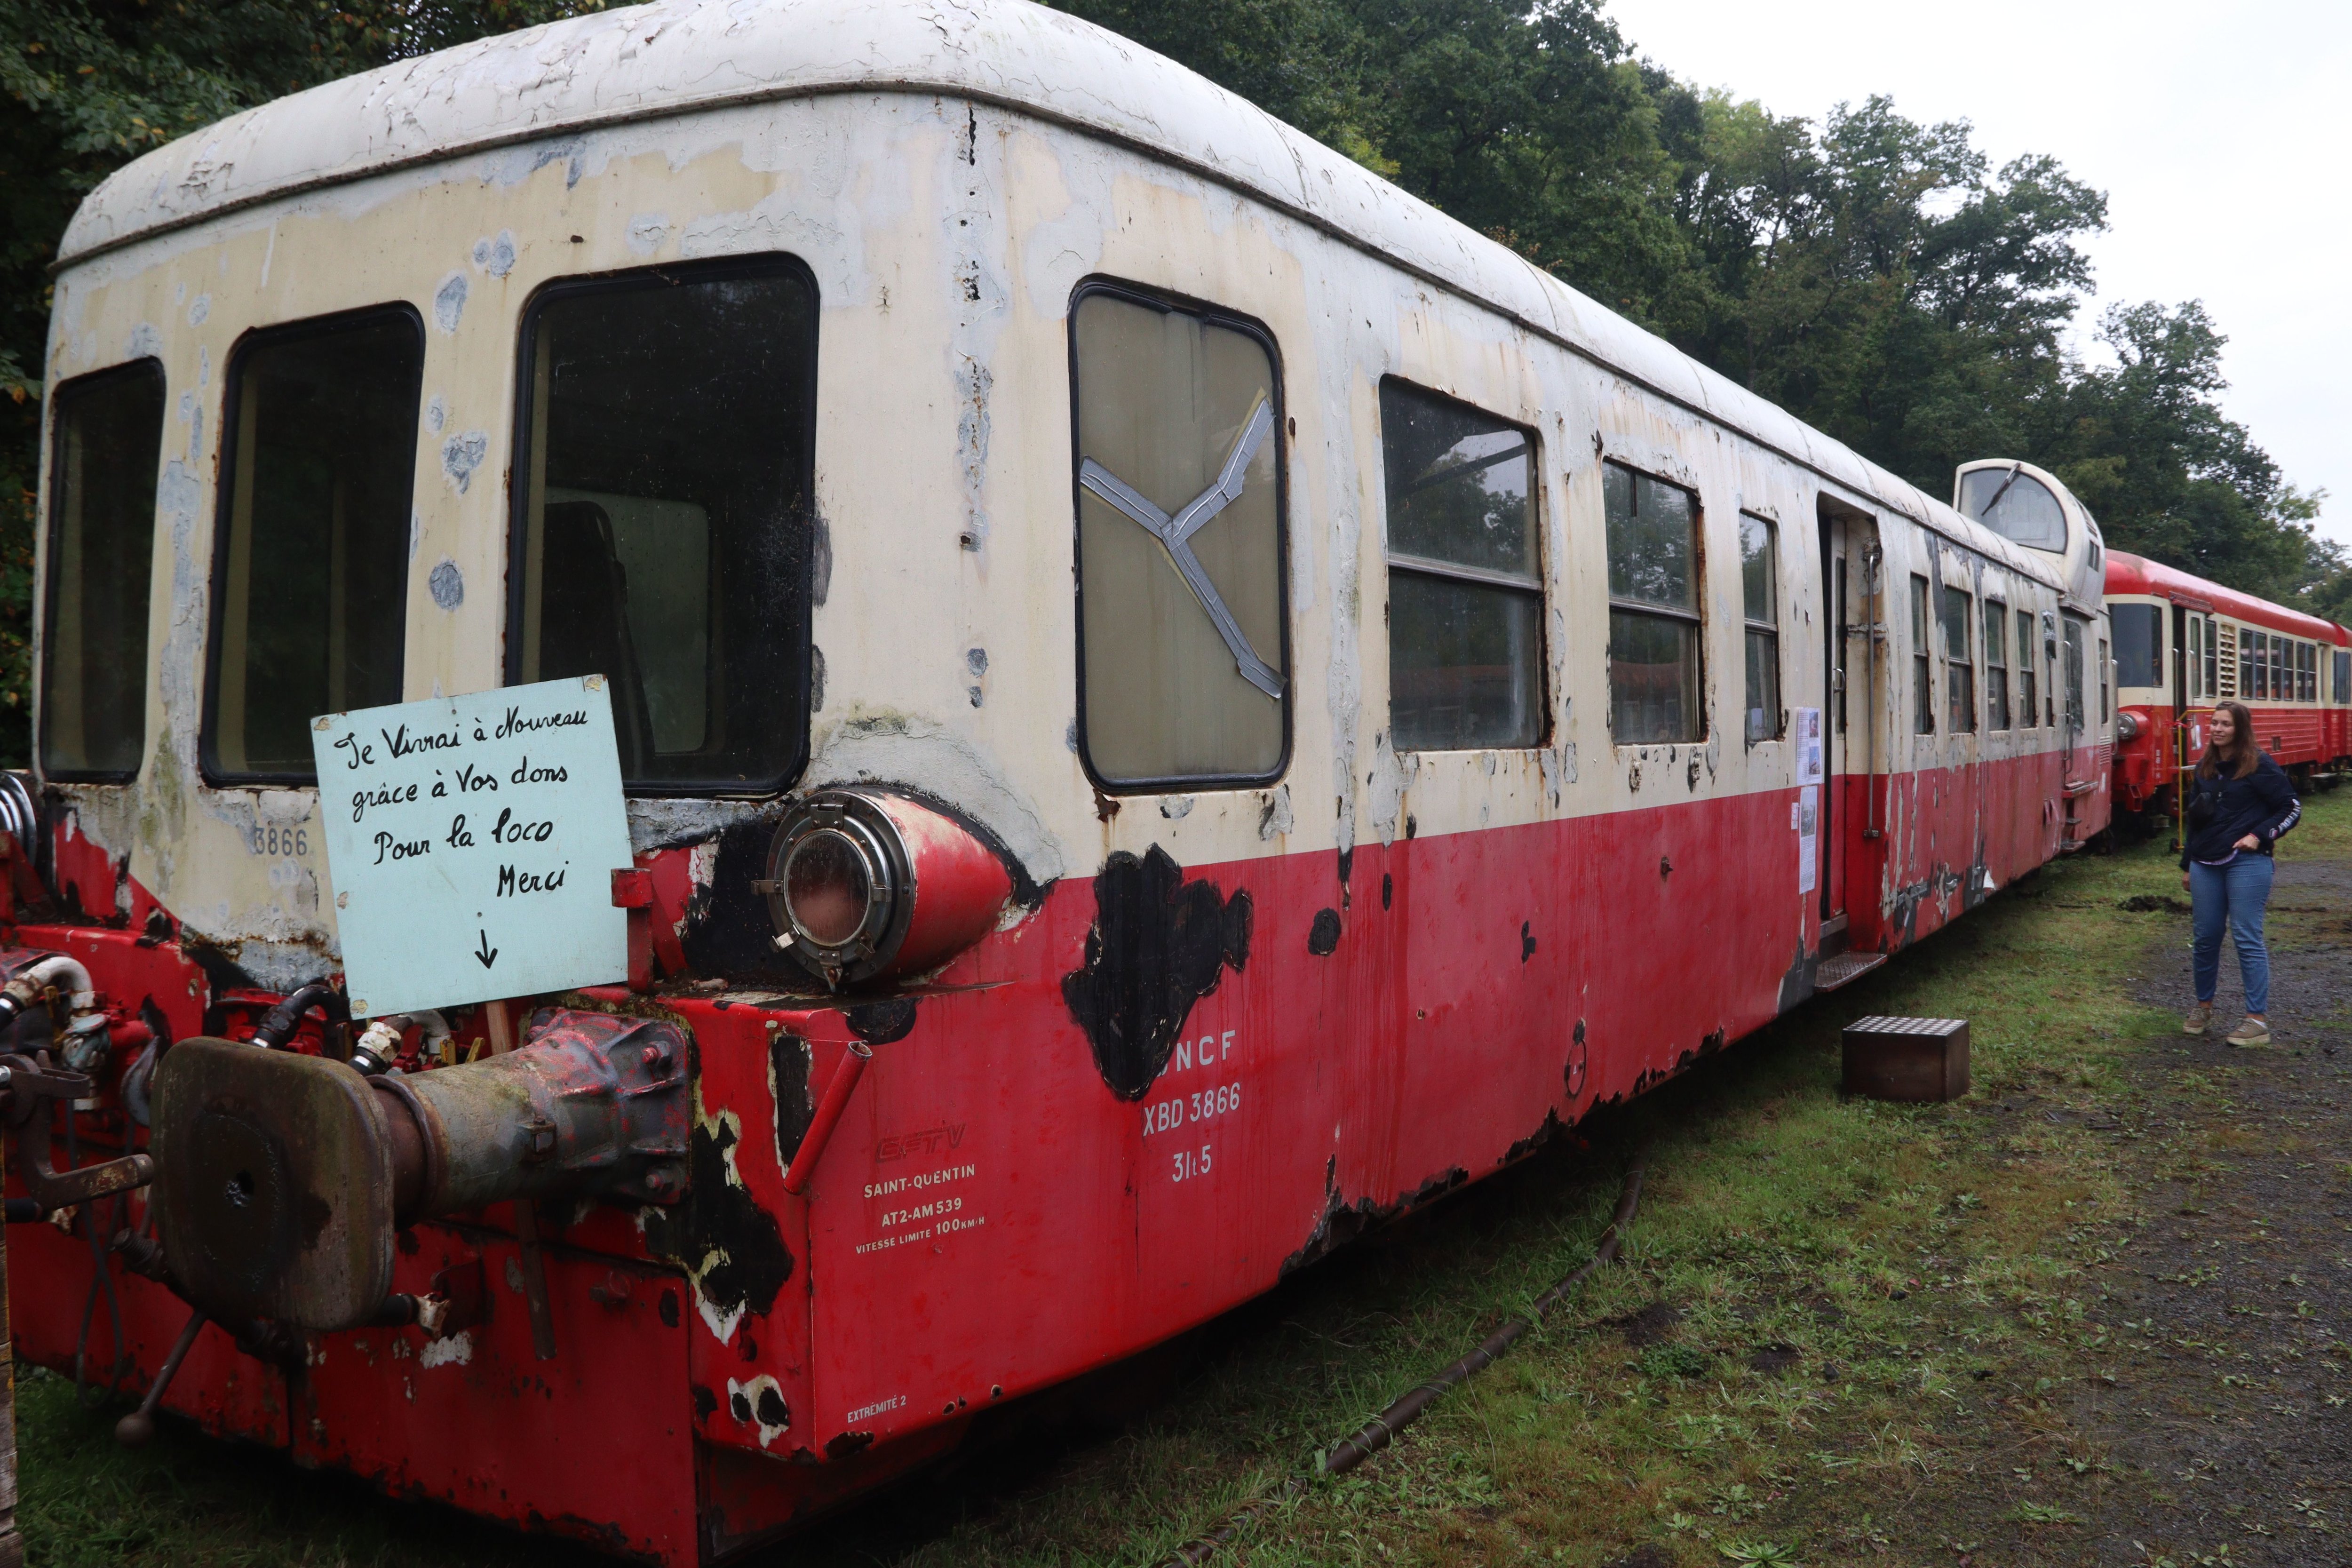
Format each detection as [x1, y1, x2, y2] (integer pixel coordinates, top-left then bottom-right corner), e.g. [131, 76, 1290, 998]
[1161, 1151, 1651, 1568]
[1321, 1155, 1648, 1474]
[782, 1040, 872, 1195]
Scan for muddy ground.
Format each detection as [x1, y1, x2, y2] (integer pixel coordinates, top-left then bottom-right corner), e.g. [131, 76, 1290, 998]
[2074, 851, 2352, 1564]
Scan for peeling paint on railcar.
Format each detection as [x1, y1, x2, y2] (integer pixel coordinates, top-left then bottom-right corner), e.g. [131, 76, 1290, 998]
[1061, 846, 1252, 1100]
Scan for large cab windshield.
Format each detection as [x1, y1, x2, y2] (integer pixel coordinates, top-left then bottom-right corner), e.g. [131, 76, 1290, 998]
[510, 257, 818, 794]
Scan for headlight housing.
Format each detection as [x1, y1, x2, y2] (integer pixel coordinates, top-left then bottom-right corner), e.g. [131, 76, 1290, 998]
[760, 789, 1011, 988]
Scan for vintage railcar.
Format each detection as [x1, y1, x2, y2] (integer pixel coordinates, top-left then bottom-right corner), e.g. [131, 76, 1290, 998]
[11, 0, 2116, 1560]
[2104, 549, 2351, 814]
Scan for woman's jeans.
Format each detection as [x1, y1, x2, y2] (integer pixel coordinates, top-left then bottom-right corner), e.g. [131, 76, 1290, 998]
[2191, 854, 2274, 1014]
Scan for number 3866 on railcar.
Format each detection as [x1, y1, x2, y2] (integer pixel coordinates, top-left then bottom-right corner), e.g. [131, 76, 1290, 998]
[9, 1, 2119, 1560]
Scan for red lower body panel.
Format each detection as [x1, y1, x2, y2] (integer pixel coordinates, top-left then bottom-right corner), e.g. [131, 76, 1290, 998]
[11, 750, 2098, 1561]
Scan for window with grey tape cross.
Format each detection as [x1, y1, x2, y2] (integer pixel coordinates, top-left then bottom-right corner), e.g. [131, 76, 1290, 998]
[1078, 397, 1284, 700]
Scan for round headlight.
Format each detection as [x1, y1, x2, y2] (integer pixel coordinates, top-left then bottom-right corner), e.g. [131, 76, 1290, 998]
[783, 829, 878, 947]
[761, 798, 906, 986]
[760, 789, 1014, 990]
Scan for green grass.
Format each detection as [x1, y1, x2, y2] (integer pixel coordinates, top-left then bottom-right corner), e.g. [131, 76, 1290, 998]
[20, 792, 2345, 1567]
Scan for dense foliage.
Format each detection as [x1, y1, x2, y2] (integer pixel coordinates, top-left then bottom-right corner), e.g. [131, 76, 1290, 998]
[0, 0, 2338, 762]
[0, 0, 605, 764]
[1062, 0, 2343, 615]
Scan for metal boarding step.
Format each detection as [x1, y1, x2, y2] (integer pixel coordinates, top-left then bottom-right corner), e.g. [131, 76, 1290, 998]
[1814, 950, 1889, 992]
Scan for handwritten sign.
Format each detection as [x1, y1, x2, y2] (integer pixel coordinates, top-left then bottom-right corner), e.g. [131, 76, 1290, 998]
[311, 676, 633, 1018]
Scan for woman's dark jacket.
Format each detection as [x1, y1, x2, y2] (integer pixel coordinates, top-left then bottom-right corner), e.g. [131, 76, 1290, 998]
[2180, 751, 2302, 867]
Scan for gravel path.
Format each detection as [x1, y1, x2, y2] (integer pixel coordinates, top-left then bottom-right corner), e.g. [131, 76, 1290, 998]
[2075, 849, 2352, 1563]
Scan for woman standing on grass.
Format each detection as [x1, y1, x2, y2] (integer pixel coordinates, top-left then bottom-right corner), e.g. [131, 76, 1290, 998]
[2181, 699, 2301, 1044]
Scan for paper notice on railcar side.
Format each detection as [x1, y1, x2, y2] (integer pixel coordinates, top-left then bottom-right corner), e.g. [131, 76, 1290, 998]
[310, 676, 633, 1018]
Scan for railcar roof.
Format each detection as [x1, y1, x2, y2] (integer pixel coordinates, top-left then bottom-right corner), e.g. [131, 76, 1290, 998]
[2106, 551, 2348, 643]
[61, 0, 2055, 585]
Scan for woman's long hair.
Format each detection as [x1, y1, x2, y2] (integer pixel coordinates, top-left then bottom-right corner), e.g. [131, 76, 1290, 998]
[2198, 699, 2260, 780]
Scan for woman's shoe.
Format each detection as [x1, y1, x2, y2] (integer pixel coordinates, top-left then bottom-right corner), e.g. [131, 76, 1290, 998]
[2226, 1017, 2272, 1047]
[2182, 1003, 2212, 1035]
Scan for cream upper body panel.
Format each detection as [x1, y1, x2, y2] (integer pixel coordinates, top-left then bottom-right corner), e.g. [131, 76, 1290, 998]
[41, 0, 2076, 980]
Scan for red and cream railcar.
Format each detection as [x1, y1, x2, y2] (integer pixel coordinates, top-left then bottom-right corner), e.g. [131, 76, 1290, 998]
[10, 0, 2114, 1560]
[2104, 550, 2352, 813]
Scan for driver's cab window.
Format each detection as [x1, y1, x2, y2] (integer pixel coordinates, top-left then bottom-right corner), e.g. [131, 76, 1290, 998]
[510, 257, 818, 794]
[1958, 466, 2066, 552]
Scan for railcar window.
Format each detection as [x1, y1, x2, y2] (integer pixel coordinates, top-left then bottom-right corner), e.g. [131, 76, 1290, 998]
[2063, 617, 2087, 733]
[1603, 463, 1701, 745]
[1378, 381, 1542, 750]
[1957, 466, 2066, 551]
[2270, 637, 2287, 705]
[2112, 603, 2161, 689]
[1073, 287, 1286, 786]
[2299, 641, 2316, 703]
[1941, 585, 1976, 733]
[2204, 617, 2219, 698]
[511, 258, 817, 793]
[2099, 637, 2110, 723]
[2017, 609, 2037, 728]
[206, 309, 422, 781]
[2186, 615, 2202, 701]
[43, 360, 165, 780]
[1984, 600, 2010, 731]
[2335, 650, 2350, 704]
[2243, 629, 2264, 700]
[1737, 515, 1780, 744]
[1910, 576, 1933, 735]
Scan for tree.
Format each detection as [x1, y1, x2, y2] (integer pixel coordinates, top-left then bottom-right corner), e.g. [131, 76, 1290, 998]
[0, 0, 604, 764]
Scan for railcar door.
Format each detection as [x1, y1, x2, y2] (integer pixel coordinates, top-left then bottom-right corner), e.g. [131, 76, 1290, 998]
[1816, 501, 1878, 953]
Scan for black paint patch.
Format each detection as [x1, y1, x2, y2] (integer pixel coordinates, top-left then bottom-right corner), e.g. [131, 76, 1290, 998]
[1381, 872, 1393, 910]
[678, 817, 800, 982]
[1502, 1106, 1564, 1165]
[641, 1114, 793, 1327]
[769, 1030, 814, 1181]
[755, 1386, 790, 1430]
[660, 1289, 682, 1329]
[693, 1383, 719, 1420]
[1061, 845, 1252, 1101]
[845, 999, 917, 1044]
[730, 1389, 754, 1423]
[1307, 908, 1342, 957]
[1565, 1019, 1588, 1099]
[1335, 845, 1353, 897]
[1659, 855, 1673, 879]
[1520, 921, 1536, 963]
[1281, 1163, 1468, 1277]
[1404, 814, 1417, 839]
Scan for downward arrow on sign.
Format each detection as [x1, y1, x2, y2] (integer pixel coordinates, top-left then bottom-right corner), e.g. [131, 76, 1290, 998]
[475, 929, 499, 970]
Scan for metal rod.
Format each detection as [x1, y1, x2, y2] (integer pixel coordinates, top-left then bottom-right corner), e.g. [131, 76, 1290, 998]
[113, 1306, 207, 1447]
[782, 1040, 874, 1196]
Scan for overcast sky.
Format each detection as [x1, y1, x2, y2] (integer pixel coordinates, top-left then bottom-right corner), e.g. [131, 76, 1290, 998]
[1601, 0, 2350, 548]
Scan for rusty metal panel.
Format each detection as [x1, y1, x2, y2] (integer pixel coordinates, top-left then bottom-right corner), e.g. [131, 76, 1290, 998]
[1842, 1015, 1970, 1102]
[294, 1223, 696, 1564]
